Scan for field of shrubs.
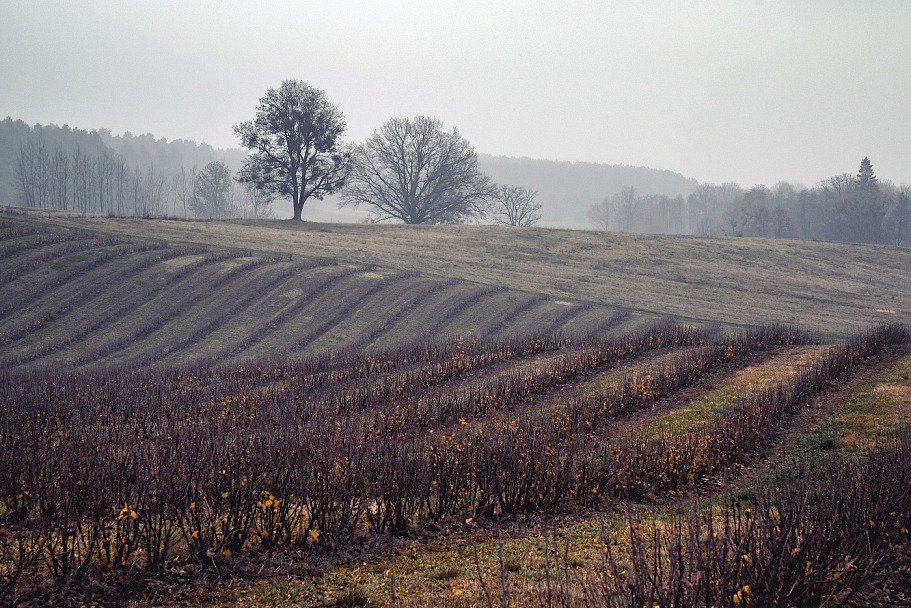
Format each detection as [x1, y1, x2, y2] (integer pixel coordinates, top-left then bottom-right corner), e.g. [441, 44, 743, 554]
[2, 321, 910, 606]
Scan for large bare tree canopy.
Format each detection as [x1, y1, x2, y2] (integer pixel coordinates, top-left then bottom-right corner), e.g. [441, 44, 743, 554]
[234, 80, 351, 221]
[341, 116, 494, 224]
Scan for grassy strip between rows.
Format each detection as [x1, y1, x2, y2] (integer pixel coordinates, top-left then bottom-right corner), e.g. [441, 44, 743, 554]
[803, 349, 911, 453]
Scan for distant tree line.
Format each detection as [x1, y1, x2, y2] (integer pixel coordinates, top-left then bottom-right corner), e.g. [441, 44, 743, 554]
[588, 157, 910, 247]
[16, 135, 170, 216]
[5, 118, 270, 219]
[4, 97, 909, 246]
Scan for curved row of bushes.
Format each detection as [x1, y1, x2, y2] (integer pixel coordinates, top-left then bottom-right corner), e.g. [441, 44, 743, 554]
[3, 324, 904, 604]
[513, 427, 911, 608]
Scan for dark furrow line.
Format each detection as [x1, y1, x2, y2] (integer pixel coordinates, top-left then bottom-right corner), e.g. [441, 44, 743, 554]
[588, 308, 635, 336]
[342, 278, 464, 352]
[0, 253, 233, 369]
[137, 262, 325, 367]
[68, 255, 263, 368]
[0, 247, 193, 344]
[473, 293, 550, 337]
[0, 236, 129, 286]
[212, 267, 362, 362]
[0, 222, 48, 240]
[286, 276, 405, 355]
[0, 241, 171, 319]
[540, 302, 591, 336]
[0, 231, 75, 258]
[423, 284, 508, 338]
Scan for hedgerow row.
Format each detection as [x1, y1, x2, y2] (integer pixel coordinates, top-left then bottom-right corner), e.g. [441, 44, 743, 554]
[511, 428, 911, 608]
[1, 324, 902, 603]
[581, 323, 910, 501]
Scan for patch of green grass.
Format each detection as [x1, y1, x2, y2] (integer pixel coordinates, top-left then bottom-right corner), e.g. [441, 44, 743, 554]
[332, 586, 375, 607]
[644, 345, 828, 433]
[803, 353, 911, 453]
[428, 565, 465, 581]
[280, 515, 632, 608]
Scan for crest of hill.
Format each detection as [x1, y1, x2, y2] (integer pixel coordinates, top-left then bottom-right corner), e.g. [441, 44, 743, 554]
[478, 153, 699, 229]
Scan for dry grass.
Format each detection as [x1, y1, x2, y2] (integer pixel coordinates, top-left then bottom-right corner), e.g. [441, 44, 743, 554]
[0, 212, 635, 369]
[18, 209, 911, 336]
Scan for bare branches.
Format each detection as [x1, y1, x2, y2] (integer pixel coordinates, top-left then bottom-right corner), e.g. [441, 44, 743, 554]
[191, 161, 234, 219]
[341, 116, 495, 224]
[490, 185, 542, 227]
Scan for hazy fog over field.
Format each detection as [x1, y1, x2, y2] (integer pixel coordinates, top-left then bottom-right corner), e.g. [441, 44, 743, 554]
[2, 0, 910, 188]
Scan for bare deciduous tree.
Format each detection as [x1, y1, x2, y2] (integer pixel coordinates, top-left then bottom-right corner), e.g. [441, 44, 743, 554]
[341, 116, 495, 224]
[817, 173, 855, 196]
[172, 165, 196, 217]
[51, 148, 69, 210]
[888, 190, 910, 247]
[191, 161, 234, 218]
[237, 180, 274, 219]
[614, 185, 637, 232]
[587, 197, 611, 231]
[490, 185, 541, 226]
[16, 137, 51, 209]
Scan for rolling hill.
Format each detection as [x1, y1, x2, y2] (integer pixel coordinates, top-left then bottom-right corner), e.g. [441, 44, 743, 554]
[1, 205, 909, 372]
[3, 205, 911, 606]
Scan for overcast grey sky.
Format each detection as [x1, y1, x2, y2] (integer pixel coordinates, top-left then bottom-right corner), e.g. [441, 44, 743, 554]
[3, 0, 910, 188]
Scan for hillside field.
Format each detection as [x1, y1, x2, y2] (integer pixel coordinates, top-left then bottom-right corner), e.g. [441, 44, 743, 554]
[2, 206, 911, 606]
[2, 206, 910, 372]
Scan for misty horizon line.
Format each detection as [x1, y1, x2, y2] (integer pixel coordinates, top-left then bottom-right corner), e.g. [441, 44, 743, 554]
[8, 115, 878, 191]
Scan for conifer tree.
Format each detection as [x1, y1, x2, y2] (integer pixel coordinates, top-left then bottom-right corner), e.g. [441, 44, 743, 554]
[855, 156, 878, 193]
